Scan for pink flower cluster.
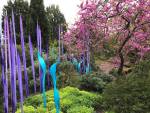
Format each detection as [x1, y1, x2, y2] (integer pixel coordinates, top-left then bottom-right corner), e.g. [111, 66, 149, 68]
[64, 0, 150, 58]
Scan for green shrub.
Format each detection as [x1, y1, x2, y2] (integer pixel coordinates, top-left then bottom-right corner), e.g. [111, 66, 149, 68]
[50, 109, 63, 113]
[24, 94, 43, 107]
[103, 75, 150, 113]
[67, 106, 94, 113]
[105, 111, 115, 113]
[80, 71, 113, 93]
[47, 101, 55, 111]
[57, 61, 80, 88]
[60, 87, 102, 112]
[131, 60, 150, 77]
[16, 87, 102, 113]
[36, 106, 49, 113]
[109, 68, 119, 77]
[16, 106, 36, 113]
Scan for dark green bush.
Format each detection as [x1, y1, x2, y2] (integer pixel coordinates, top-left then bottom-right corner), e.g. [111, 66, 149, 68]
[57, 61, 80, 88]
[0, 96, 3, 113]
[131, 60, 150, 77]
[103, 75, 150, 113]
[80, 71, 113, 93]
[109, 68, 119, 77]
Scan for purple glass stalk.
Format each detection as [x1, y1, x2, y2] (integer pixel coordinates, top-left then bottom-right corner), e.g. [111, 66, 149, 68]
[61, 26, 64, 55]
[29, 35, 36, 93]
[4, 17, 9, 113]
[6, 16, 16, 112]
[10, 39, 16, 113]
[12, 10, 18, 106]
[39, 27, 43, 92]
[20, 16, 29, 96]
[58, 25, 61, 61]
[17, 53, 24, 113]
[36, 24, 42, 92]
[1, 46, 8, 113]
[4, 17, 8, 83]
[46, 44, 50, 89]
[6, 16, 12, 91]
[12, 11, 18, 66]
[10, 19, 17, 113]
[39, 27, 42, 54]
[36, 23, 39, 51]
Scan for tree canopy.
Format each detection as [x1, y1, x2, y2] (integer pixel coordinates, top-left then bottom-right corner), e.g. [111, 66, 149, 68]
[46, 5, 67, 40]
[64, 0, 150, 74]
[2, 0, 67, 48]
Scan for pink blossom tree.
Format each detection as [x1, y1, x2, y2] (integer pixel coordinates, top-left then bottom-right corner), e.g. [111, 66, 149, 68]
[64, 0, 150, 74]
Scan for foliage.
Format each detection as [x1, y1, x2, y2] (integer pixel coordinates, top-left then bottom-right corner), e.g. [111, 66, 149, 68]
[16, 87, 102, 113]
[36, 106, 49, 113]
[105, 111, 115, 113]
[64, 0, 150, 74]
[16, 44, 32, 67]
[109, 68, 119, 77]
[130, 60, 150, 77]
[2, 0, 30, 43]
[48, 44, 58, 63]
[80, 71, 113, 93]
[103, 75, 150, 113]
[2, 0, 67, 48]
[57, 61, 80, 88]
[24, 94, 43, 108]
[67, 106, 94, 113]
[0, 95, 3, 113]
[95, 40, 116, 60]
[46, 5, 67, 40]
[30, 0, 49, 49]
[16, 106, 36, 113]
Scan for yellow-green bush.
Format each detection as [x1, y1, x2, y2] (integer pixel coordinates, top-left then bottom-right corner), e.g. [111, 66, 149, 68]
[67, 106, 94, 113]
[16, 106, 36, 113]
[16, 87, 102, 113]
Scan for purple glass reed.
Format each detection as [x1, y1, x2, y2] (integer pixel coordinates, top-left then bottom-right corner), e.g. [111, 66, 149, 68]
[1, 43, 8, 113]
[29, 35, 36, 93]
[20, 16, 29, 96]
[10, 19, 17, 113]
[17, 53, 24, 113]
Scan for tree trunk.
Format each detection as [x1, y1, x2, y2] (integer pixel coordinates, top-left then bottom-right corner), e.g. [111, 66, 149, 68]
[118, 52, 124, 75]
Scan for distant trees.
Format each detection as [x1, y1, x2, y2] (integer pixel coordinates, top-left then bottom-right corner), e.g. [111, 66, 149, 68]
[2, 0, 30, 43]
[30, 0, 49, 48]
[46, 5, 67, 40]
[2, 0, 67, 48]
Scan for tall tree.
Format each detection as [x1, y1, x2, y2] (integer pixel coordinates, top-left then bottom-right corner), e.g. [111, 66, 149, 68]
[30, 0, 49, 49]
[46, 5, 67, 40]
[2, 0, 30, 43]
[64, 0, 150, 75]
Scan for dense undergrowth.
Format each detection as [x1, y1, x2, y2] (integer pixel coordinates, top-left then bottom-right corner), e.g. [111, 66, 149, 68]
[14, 59, 150, 113]
[16, 87, 102, 113]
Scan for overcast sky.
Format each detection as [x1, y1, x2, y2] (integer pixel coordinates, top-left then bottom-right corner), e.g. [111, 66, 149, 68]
[0, 0, 83, 40]
[0, 0, 83, 25]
